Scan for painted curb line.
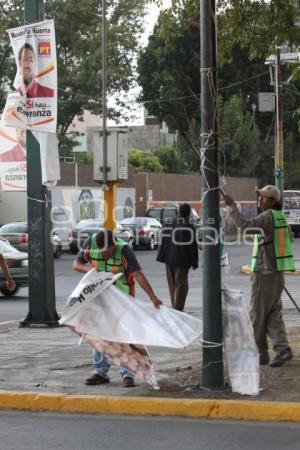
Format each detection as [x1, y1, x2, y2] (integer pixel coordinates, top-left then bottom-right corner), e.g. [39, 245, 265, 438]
[241, 265, 300, 276]
[1, 391, 300, 422]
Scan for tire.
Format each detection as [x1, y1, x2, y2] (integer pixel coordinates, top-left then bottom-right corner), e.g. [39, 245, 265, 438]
[0, 286, 19, 297]
[148, 236, 155, 250]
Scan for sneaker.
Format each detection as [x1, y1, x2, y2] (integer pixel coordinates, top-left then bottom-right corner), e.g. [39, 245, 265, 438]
[85, 373, 110, 385]
[122, 377, 136, 388]
[260, 355, 270, 365]
[269, 348, 294, 368]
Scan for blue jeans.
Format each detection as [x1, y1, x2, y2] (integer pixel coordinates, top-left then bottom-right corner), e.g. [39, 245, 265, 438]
[92, 350, 134, 380]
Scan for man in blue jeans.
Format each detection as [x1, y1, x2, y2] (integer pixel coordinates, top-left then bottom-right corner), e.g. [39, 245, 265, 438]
[73, 229, 162, 387]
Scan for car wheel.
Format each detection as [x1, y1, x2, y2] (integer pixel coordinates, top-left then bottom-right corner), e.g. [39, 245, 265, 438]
[0, 286, 19, 297]
[54, 245, 63, 259]
[148, 236, 155, 250]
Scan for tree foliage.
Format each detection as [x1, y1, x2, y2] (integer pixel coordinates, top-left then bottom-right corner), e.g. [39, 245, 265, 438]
[0, 0, 148, 153]
[137, 0, 300, 185]
[128, 148, 163, 172]
[218, 95, 260, 177]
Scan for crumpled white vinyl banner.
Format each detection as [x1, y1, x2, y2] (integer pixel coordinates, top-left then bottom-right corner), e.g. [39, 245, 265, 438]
[60, 269, 202, 388]
[222, 287, 260, 396]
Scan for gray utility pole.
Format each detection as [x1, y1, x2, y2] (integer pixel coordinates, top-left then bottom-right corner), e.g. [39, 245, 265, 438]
[102, 0, 108, 191]
[21, 0, 58, 327]
[200, 0, 224, 388]
[274, 48, 284, 195]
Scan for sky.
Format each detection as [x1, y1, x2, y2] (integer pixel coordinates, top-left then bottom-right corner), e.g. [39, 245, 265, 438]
[108, 0, 172, 126]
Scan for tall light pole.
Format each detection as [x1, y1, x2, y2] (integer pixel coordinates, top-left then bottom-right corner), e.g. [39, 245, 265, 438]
[274, 48, 284, 195]
[21, 0, 58, 327]
[102, 0, 117, 230]
[102, 0, 108, 192]
[200, 0, 224, 389]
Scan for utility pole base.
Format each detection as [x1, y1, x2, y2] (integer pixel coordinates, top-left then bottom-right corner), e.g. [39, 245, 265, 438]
[19, 311, 60, 328]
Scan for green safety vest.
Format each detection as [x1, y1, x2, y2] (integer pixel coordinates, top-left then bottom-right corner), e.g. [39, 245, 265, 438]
[89, 234, 130, 294]
[250, 209, 295, 272]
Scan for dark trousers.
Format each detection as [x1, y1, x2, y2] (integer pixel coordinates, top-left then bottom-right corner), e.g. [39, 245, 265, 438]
[166, 264, 189, 311]
[250, 272, 289, 358]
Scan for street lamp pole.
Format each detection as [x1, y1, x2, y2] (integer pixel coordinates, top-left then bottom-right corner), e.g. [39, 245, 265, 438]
[200, 0, 224, 389]
[274, 48, 284, 195]
[21, 0, 58, 326]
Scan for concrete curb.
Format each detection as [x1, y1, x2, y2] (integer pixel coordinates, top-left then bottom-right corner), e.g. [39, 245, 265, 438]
[1, 391, 300, 422]
[241, 265, 300, 276]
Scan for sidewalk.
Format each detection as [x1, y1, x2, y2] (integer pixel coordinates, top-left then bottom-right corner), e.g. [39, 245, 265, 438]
[1, 306, 300, 421]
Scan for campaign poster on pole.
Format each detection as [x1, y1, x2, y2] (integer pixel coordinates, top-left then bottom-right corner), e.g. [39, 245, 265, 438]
[0, 122, 27, 191]
[4, 19, 57, 133]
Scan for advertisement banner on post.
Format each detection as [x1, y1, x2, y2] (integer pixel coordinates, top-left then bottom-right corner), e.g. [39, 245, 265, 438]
[5, 19, 57, 133]
[0, 123, 27, 191]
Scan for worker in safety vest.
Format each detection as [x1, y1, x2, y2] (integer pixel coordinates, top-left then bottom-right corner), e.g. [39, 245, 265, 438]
[224, 185, 295, 368]
[73, 229, 163, 387]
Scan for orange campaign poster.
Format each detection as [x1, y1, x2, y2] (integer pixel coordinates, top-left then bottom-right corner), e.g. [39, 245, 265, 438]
[4, 19, 57, 133]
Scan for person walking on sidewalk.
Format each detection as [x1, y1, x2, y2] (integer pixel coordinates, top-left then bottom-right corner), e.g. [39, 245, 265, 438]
[73, 229, 163, 387]
[224, 185, 295, 367]
[156, 203, 199, 311]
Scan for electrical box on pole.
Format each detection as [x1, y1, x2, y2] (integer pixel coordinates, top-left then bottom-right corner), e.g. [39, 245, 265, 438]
[88, 127, 129, 182]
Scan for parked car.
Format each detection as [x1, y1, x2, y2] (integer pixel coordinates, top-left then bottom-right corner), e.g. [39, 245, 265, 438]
[120, 217, 162, 250]
[0, 238, 28, 297]
[0, 222, 63, 258]
[69, 219, 132, 254]
[146, 206, 200, 224]
[146, 206, 202, 240]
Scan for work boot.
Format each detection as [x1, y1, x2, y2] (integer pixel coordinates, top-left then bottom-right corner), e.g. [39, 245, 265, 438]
[269, 348, 293, 368]
[85, 373, 110, 385]
[260, 354, 270, 365]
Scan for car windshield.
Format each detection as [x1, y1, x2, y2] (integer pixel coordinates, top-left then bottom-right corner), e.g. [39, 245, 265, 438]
[76, 220, 103, 229]
[121, 218, 148, 226]
[0, 239, 18, 254]
[0, 223, 27, 233]
[146, 209, 161, 220]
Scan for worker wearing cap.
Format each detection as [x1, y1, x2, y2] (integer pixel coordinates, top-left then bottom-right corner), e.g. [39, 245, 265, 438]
[224, 185, 295, 368]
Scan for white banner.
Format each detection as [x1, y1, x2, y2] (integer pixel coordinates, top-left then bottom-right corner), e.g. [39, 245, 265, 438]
[60, 270, 203, 387]
[5, 19, 57, 132]
[223, 287, 260, 396]
[0, 123, 26, 191]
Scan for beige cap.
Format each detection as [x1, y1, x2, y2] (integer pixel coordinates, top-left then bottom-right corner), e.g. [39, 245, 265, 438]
[256, 185, 281, 202]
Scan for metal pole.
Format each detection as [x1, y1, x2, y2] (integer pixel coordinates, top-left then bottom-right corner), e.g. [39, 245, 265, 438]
[200, 0, 224, 388]
[102, 0, 117, 230]
[274, 48, 284, 195]
[102, 0, 108, 190]
[21, 0, 58, 326]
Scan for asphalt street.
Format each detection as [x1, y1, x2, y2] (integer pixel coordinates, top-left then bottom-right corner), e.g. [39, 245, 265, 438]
[1, 240, 300, 323]
[0, 411, 300, 450]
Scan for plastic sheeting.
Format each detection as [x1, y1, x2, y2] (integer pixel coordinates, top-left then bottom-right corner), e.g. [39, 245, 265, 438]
[222, 287, 260, 396]
[60, 269, 203, 388]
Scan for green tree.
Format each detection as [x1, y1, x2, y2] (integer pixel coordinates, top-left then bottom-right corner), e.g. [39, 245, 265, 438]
[218, 95, 260, 177]
[128, 148, 163, 172]
[154, 145, 186, 173]
[0, 0, 148, 154]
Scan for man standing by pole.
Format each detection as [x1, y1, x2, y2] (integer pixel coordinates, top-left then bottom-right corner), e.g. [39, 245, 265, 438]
[200, 0, 224, 388]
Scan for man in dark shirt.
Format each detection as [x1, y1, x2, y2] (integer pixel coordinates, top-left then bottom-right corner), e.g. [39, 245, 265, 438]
[157, 203, 199, 311]
[73, 229, 162, 387]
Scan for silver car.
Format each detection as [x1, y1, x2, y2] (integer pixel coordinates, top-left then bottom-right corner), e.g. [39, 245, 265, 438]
[120, 217, 162, 250]
[0, 238, 28, 297]
[69, 219, 132, 254]
[0, 222, 63, 258]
